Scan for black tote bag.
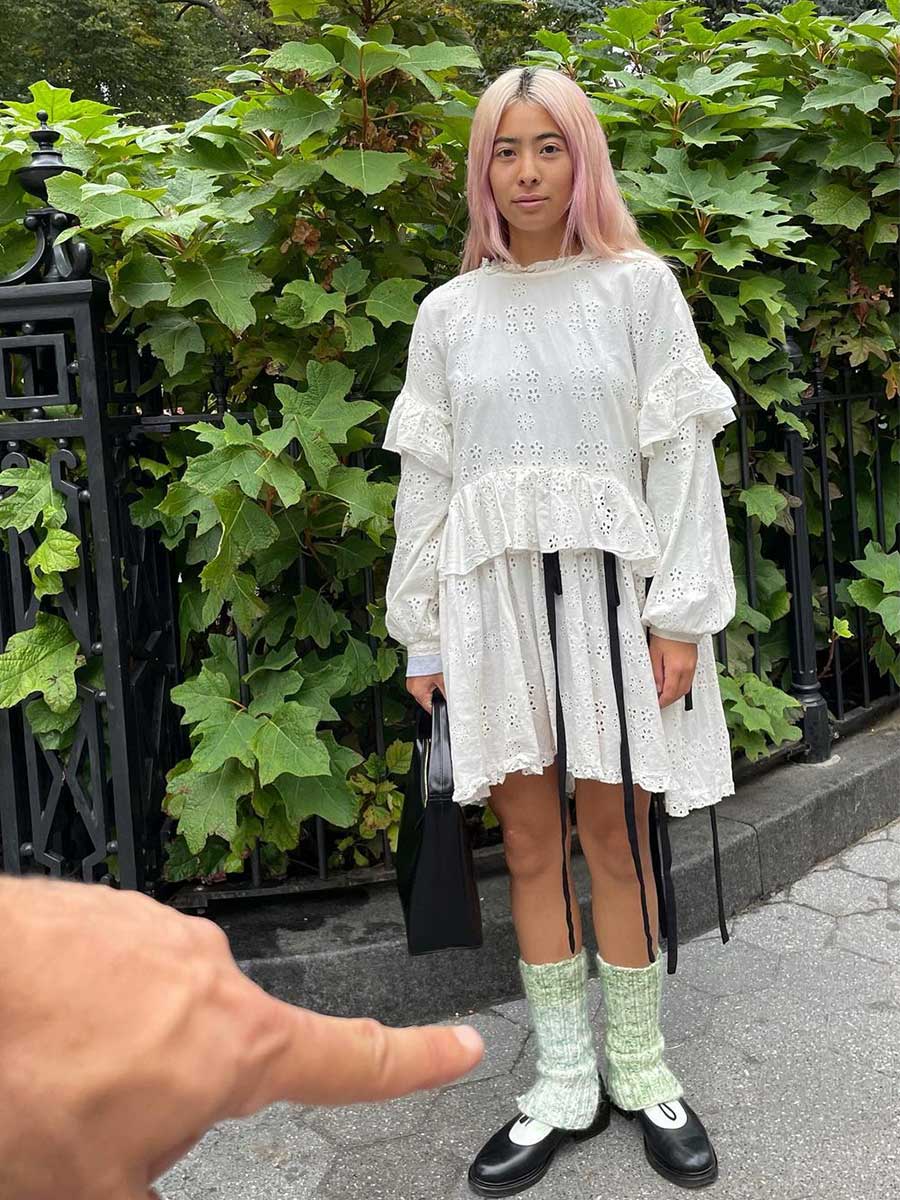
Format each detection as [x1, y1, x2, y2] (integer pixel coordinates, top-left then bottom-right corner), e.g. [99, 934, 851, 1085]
[395, 688, 483, 954]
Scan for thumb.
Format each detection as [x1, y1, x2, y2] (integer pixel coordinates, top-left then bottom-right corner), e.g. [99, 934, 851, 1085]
[232, 1000, 484, 1116]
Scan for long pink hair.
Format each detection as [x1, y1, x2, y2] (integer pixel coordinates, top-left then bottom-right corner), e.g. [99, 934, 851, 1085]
[459, 66, 668, 276]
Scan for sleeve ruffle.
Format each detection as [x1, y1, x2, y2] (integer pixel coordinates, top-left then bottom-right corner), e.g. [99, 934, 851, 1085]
[638, 356, 737, 458]
[382, 387, 453, 477]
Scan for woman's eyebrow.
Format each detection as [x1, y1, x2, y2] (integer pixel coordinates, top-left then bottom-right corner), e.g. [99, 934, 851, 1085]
[492, 132, 565, 145]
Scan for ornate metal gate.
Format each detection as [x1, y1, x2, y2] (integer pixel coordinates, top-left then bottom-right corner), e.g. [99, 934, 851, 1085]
[0, 112, 185, 890]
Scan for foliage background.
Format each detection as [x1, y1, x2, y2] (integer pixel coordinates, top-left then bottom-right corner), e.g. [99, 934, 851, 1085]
[0, 0, 896, 886]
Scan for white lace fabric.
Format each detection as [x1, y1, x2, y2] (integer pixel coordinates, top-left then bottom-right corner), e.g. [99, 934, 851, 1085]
[382, 250, 738, 815]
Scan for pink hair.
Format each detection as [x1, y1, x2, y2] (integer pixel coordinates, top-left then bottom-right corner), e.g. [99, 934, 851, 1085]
[459, 66, 669, 276]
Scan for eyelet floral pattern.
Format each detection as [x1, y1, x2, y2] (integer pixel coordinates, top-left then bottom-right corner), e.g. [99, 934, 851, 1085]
[382, 251, 738, 816]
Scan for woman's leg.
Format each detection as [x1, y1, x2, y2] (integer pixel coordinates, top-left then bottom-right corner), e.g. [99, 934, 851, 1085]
[572, 779, 718, 1186]
[575, 778, 682, 1113]
[488, 761, 582, 963]
[487, 763, 601, 1130]
[573, 779, 659, 965]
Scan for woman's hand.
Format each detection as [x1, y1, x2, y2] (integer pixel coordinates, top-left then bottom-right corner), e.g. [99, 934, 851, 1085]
[648, 635, 698, 709]
[406, 672, 446, 713]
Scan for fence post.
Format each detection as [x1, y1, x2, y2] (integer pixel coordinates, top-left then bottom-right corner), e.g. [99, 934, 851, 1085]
[781, 335, 833, 762]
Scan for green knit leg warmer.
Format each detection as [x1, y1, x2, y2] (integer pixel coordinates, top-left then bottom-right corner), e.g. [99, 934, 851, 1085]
[515, 945, 600, 1130]
[596, 948, 684, 1112]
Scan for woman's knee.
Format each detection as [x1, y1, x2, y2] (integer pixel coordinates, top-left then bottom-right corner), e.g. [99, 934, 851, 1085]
[490, 766, 570, 880]
[576, 783, 652, 876]
[500, 821, 564, 880]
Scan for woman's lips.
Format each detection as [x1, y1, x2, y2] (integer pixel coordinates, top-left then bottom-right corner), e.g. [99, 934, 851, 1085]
[514, 198, 547, 209]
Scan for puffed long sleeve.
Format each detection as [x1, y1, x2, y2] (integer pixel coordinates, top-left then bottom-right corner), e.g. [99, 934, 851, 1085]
[629, 257, 738, 643]
[382, 291, 454, 677]
[640, 417, 737, 642]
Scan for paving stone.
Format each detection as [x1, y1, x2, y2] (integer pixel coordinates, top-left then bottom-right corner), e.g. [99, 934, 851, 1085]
[839, 839, 900, 880]
[888, 880, 900, 909]
[656, 974, 715, 1048]
[298, 1081, 440, 1146]
[690, 1118, 900, 1200]
[158, 1104, 333, 1200]
[312, 1130, 466, 1199]
[835, 909, 900, 964]
[774, 947, 896, 1014]
[728, 900, 836, 953]
[820, 1007, 900, 1077]
[664, 1033, 897, 1132]
[702, 989, 806, 1064]
[788, 867, 887, 916]
[666, 936, 780, 997]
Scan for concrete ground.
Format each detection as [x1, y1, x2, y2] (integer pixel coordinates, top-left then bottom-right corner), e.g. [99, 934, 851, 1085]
[158, 814, 900, 1200]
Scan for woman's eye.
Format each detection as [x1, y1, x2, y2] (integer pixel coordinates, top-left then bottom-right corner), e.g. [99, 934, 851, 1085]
[497, 145, 562, 158]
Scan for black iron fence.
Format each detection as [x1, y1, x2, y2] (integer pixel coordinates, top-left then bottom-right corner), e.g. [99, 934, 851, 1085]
[0, 117, 897, 908]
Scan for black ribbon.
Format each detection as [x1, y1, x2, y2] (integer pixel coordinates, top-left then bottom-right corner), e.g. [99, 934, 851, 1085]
[542, 547, 577, 957]
[541, 548, 730, 973]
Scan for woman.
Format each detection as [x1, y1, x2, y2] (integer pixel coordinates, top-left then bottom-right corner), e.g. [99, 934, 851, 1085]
[382, 65, 737, 1194]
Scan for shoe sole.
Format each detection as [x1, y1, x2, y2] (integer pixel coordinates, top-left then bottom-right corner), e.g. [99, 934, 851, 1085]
[467, 1107, 611, 1197]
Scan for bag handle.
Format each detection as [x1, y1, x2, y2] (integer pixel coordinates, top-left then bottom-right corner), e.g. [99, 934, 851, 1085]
[425, 689, 454, 802]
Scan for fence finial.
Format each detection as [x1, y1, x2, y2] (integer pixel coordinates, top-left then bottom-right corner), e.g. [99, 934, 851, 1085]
[0, 110, 91, 286]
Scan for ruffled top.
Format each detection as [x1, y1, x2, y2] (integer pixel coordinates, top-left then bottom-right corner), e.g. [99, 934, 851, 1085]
[382, 250, 738, 673]
[437, 464, 661, 579]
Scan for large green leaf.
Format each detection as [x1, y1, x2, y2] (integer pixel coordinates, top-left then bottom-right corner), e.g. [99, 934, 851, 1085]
[252, 700, 330, 787]
[243, 91, 340, 150]
[801, 68, 892, 115]
[274, 730, 362, 827]
[169, 253, 271, 333]
[0, 612, 84, 713]
[850, 541, 900, 595]
[27, 527, 81, 598]
[320, 148, 410, 196]
[170, 667, 234, 727]
[0, 460, 67, 532]
[137, 312, 205, 375]
[808, 185, 870, 231]
[165, 760, 253, 855]
[191, 707, 260, 773]
[262, 42, 337, 78]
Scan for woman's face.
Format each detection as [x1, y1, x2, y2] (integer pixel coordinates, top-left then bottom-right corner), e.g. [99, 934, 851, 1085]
[487, 101, 575, 253]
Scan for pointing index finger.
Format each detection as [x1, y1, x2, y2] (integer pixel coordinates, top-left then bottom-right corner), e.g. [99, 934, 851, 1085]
[227, 994, 484, 1117]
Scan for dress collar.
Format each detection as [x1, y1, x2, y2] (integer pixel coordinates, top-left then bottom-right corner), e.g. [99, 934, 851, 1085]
[479, 249, 600, 276]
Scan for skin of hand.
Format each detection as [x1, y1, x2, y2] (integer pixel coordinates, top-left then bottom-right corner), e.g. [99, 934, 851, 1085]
[0, 875, 484, 1200]
[406, 670, 447, 713]
[649, 633, 698, 708]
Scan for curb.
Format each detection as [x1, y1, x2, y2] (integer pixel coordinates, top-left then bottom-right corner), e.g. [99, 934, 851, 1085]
[218, 710, 900, 1026]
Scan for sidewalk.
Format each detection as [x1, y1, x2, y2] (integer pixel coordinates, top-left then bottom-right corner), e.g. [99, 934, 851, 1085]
[158, 813, 900, 1200]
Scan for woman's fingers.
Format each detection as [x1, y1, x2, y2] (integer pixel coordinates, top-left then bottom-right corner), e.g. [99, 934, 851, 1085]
[225, 994, 484, 1116]
[649, 638, 696, 708]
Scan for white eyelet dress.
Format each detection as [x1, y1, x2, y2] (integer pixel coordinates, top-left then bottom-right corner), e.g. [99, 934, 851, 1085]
[382, 248, 738, 972]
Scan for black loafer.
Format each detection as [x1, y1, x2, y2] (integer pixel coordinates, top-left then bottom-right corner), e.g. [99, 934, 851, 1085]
[467, 1073, 611, 1197]
[612, 1097, 718, 1188]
